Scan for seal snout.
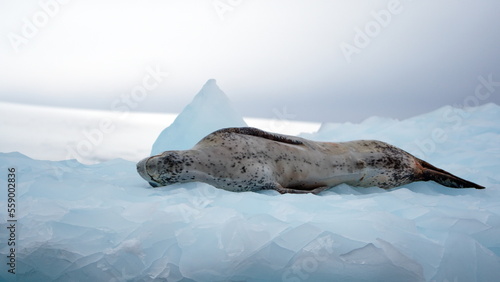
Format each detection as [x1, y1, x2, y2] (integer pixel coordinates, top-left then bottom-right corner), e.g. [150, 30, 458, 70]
[136, 156, 162, 187]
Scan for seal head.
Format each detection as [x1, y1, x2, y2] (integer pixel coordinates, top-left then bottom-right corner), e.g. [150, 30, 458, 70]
[137, 151, 189, 187]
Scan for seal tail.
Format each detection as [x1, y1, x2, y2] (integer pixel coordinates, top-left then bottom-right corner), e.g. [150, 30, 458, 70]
[416, 159, 485, 189]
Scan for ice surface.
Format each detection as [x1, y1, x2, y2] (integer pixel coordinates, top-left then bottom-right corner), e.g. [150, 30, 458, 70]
[151, 79, 247, 155]
[1, 96, 500, 281]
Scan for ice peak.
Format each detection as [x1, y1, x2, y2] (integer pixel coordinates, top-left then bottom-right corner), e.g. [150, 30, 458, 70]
[193, 79, 226, 101]
[205, 78, 217, 86]
[198, 79, 219, 96]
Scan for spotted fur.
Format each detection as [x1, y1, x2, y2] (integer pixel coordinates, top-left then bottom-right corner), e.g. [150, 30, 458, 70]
[137, 127, 484, 193]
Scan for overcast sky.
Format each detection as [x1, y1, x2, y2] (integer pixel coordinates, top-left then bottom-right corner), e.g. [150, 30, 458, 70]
[1, 0, 499, 123]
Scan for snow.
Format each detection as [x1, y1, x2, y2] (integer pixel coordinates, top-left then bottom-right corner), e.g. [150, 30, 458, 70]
[1, 81, 500, 281]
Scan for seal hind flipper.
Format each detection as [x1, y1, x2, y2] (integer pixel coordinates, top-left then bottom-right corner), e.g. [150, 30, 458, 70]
[417, 159, 485, 189]
[213, 127, 304, 145]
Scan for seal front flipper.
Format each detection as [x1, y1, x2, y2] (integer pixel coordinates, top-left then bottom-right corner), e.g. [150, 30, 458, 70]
[416, 159, 485, 189]
[148, 182, 160, 187]
[273, 183, 331, 194]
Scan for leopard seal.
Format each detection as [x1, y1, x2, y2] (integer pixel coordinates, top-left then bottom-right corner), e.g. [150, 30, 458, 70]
[136, 127, 484, 194]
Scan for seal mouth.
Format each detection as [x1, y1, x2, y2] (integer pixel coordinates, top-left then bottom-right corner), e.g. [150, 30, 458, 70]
[136, 156, 162, 187]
